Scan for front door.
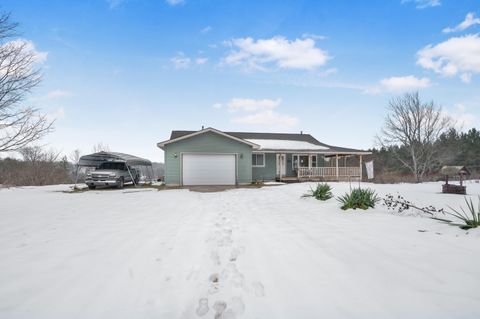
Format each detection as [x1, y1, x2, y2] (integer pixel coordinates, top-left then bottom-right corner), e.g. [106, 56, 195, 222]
[276, 154, 286, 178]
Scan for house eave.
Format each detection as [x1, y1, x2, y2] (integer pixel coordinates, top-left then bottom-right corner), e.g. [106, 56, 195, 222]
[157, 127, 260, 150]
[253, 149, 372, 155]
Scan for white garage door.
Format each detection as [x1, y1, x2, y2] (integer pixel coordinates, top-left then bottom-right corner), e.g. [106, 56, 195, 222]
[182, 154, 236, 186]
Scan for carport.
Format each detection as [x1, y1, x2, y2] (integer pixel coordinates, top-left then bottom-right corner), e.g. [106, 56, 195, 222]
[74, 151, 154, 188]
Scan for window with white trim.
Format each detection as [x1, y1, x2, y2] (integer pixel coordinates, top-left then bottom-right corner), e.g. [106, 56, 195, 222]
[293, 154, 317, 169]
[252, 153, 265, 167]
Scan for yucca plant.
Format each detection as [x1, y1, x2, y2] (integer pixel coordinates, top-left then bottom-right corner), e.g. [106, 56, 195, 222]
[446, 196, 480, 230]
[338, 188, 380, 210]
[305, 183, 333, 201]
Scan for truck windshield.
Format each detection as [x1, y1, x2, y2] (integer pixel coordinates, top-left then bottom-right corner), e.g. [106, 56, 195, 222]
[98, 162, 126, 170]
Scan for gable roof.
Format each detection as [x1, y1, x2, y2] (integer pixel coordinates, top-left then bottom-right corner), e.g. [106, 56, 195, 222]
[157, 127, 260, 149]
[161, 128, 370, 154]
[440, 166, 471, 176]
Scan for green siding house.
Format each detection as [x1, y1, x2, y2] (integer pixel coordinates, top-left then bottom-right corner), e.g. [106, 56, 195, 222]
[157, 127, 371, 186]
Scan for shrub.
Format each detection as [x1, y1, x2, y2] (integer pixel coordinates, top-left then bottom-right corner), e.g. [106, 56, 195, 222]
[305, 183, 333, 201]
[447, 197, 480, 230]
[383, 193, 480, 230]
[338, 188, 380, 210]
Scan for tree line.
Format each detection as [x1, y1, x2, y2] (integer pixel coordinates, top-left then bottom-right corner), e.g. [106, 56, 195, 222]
[373, 92, 479, 183]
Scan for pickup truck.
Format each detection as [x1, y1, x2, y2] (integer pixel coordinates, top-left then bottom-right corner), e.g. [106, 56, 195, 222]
[85, 161, 139, 189]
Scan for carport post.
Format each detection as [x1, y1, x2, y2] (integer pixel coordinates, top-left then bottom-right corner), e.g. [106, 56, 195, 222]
[149, 165, 155, 182]
[126, 164, 137, 187]
[73, 165, 80, 189]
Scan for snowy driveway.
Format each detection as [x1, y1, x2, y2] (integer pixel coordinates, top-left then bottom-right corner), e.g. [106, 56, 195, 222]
[1, 182, 479, 319]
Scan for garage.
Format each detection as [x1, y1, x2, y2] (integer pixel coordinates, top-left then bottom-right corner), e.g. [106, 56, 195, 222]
[182, 154, 236, 186]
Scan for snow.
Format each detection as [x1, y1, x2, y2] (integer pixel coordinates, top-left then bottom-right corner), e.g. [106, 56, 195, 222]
[246, 139, 329, 151]
[1, 182, 480, 319]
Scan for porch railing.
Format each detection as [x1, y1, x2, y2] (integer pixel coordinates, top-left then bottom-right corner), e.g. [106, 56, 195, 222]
[297, 167, 361, 179]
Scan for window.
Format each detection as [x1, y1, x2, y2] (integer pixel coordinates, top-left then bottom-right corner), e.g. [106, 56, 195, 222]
[293, 155, 316, 169]
[252, 153, 265, 167]
[99, 162, 126, 170]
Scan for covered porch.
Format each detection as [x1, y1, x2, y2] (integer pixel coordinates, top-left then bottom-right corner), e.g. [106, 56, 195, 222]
[275, 153, 365, 182]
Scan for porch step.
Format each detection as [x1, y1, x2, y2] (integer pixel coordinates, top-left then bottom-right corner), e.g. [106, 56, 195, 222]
[276, 177, 300, 183]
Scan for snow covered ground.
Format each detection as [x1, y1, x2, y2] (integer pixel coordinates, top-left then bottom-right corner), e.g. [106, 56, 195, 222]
[1, 182, 479, 319]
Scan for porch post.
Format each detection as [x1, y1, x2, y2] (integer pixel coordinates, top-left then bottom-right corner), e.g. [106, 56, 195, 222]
[336, 154, 339, 179]
[359, 155, 363, 181]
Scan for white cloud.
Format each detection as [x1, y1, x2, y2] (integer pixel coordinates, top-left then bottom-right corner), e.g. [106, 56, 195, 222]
[106, 0, 125, 8]
[222, 36, 330, 71]
[45, 90, 72, 99]
[30, 90, 72, 102]
[232, 110, 298, 127]
[460, 73, 472, 83]
[444, 103, 477, 129]
[215, 97, 298, 127]
[454, 103, 466, 112]
[442, 12, 480, 33]
[165, 0, 184, 6]
[170, 52, 191, 69]
[195, 57, 208, 65]
[401, 0, 441, 9]
[47, 107, 65, 121]
[301, 33, 328, 40]
[226, 98, 281, 112]
[416, 34, 480, 81]
[318, 68, 337, 77]
[365, 75, 431, 94]
[2, 39, 48, 64]
[201, 26, 212, 34]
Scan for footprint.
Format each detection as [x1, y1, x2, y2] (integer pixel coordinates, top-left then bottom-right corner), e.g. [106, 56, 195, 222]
[195, 298, 209, 316]
[218, 236, 233, 247]
[252, 281, 265, 297]
[230, 247, 245, 262]
[213, 300, 227, 318]
[220, 268, 231, 281]
[232, 272, 245, 288]
[210, 251, 221, 265]
[223, 309, 237, 319]
[230, 297, 245, 315]
[208, 285, 220, 295]
[209, 273, 220, 284]
[187, 266, 200, 281]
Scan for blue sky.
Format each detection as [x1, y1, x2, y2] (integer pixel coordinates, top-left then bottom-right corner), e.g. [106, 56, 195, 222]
[2, 0, 480, 161]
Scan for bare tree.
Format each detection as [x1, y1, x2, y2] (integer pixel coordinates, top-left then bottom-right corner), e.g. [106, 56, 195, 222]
[69, 149, 81, 165]
[8, 146, 69, 185]
[0, 12, 53, 152]
[92, 142, 110, 153]
[377, 92, 453, 182]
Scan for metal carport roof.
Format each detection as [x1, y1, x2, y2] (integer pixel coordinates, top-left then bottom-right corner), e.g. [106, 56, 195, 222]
[78, 151, 152, 167]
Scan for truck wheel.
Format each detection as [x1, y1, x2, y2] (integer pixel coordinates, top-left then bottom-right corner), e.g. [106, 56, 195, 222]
[117, 177, 124, 189]
[88, 185, 96, 190]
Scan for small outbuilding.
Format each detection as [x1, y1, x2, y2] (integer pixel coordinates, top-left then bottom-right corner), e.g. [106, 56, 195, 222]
[440, 165, 470, 195]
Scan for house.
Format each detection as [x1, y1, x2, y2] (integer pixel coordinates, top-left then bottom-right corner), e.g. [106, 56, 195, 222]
[157, 127, 371, 186]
